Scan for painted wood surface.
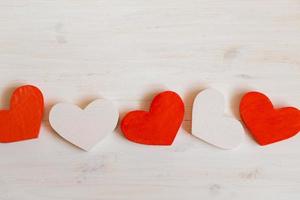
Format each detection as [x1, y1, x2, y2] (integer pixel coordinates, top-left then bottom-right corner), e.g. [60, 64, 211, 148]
[192, 89, 244, 149]
[49, 99, 119, 151]
[0, 0, 300, 199]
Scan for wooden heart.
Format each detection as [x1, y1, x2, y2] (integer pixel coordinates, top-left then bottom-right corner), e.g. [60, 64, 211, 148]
[49, 99, 119, 151]
[192, 89, 244, 149]
[240, 91, 300, 145]
[121, 91, 184, 145]
[0, 85, 44, 143]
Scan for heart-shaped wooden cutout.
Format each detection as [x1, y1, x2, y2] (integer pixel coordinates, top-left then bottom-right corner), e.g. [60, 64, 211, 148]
[240, 91, 300, 145]
[192, 89, 244, 149]
[49, 99, 119, 151]
[0, 85, 44, 143]
[121, 91, 185, 145]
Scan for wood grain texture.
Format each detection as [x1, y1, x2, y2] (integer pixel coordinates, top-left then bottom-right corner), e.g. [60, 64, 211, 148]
[0, 0, 300, 199]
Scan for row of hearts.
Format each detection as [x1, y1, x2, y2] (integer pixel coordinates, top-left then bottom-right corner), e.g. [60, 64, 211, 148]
[0, 85, 299, 151]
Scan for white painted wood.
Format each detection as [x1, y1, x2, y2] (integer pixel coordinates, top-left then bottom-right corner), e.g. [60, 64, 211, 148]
[49, 99, 119, 151]
[192, 89, 244, 149]
[0, 0, 300, 199]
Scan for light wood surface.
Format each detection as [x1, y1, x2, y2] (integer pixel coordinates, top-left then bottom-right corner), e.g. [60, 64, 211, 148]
[0, 0, 300, 199]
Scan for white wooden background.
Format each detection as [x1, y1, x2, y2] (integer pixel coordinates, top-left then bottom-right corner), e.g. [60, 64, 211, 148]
[0, 0, 300, 199]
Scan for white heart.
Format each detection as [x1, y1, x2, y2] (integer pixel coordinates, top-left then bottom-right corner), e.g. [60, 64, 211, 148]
[49, 99, 119, 151]
[192, 89, 244, 150]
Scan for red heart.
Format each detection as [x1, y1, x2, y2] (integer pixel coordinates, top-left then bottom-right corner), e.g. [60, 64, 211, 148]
[0, 85, 44, 143]
[121, 91, 185, 145]
[240, 91, 300, 145]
